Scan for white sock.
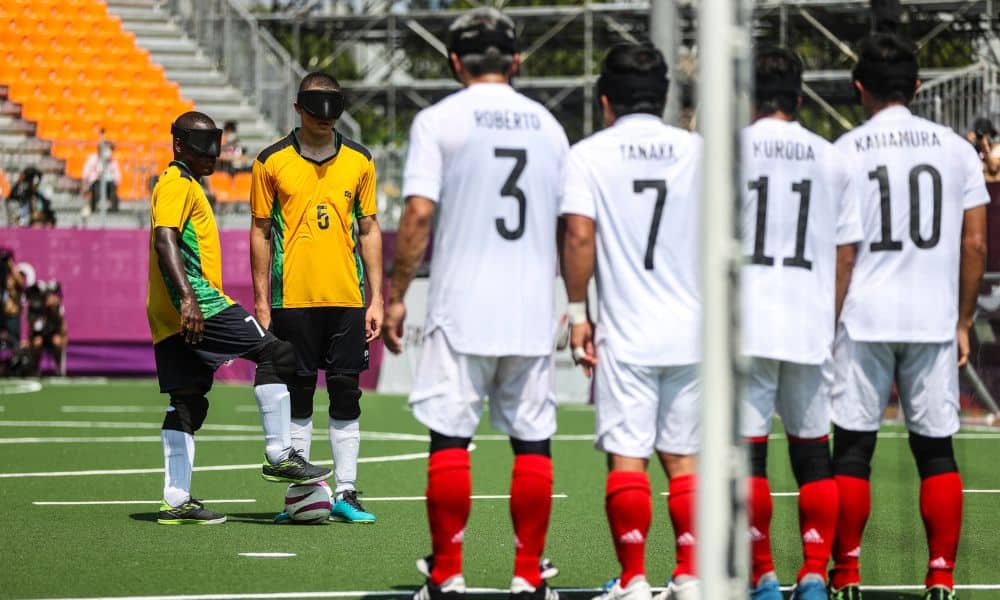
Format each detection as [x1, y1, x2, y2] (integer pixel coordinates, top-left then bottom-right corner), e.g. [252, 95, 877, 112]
[162, 429, 194, 508]
[290, 417, 313, 461]
[330, 418, 360, 496]
[253, 383, 292, 464]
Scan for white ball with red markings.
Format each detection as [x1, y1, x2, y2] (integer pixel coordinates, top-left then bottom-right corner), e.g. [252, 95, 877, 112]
[284, 482, 332, 523]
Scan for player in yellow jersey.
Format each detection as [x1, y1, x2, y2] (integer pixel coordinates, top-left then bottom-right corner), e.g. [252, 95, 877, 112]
[250, 73, 384, 523]
[149, 112, 331, 526]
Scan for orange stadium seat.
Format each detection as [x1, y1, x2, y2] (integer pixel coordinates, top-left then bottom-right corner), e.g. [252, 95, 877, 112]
[231, 172, 252, 203]
[208, 172, 234, 203]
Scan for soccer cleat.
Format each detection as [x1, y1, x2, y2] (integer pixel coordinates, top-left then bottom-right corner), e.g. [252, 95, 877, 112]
[791, 574, 829, 600]
[751, 572, 783, 600]
[592, 576, 652, 600]
[413, 574, 466, 600]
[653, 578, 699, 600]
[330, 490, 376, 523]
[511, 576, 559, 600]
[828, 581, 863, 600]
[157, 498, 226, 525]
[261, 450, 331, 484]
[923, 586, 956, 600]
[417, 556, 558, 581]
[273, 511, 291, 524]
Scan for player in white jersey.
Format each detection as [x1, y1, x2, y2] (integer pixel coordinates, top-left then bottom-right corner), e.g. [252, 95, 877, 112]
[739, 47, 863, 600]
[828, 34, 988, 600]
[560, 43, 702, 600]
[382, 9, 568, 600]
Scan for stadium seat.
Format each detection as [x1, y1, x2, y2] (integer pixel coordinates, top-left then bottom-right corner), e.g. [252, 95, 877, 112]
[209, 172, 234, 203]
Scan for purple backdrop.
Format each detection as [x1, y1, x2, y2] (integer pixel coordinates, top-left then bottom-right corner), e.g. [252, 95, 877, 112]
[2, 228, 387, 388]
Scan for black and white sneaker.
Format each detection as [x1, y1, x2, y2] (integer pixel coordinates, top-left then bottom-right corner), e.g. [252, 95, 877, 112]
[157, 498, 226, 525]
[261, 450, 331, 484]
[413, 574, 466, 600]
[511, 577, 559, 600]
[417, 555, 558, 581]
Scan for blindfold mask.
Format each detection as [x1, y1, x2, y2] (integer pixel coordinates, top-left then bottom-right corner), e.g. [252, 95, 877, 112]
[171, 124, 223, 158]
[297, 89, 345, 120]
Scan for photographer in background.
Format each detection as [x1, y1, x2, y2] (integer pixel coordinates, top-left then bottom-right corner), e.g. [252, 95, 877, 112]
[25, 280, 66, 376]
[1, 249, 24, 345]
[9, 167, 55, 227]
[967, 117, 1000, 182]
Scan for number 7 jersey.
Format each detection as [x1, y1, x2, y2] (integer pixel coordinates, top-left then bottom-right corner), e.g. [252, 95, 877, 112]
[834, 106, 989, 343]
[560, 114, 703, 366]
[402, 83, 569, 356]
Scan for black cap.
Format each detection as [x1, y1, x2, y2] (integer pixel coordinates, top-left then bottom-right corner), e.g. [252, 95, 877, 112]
[447, 8, 517, 57]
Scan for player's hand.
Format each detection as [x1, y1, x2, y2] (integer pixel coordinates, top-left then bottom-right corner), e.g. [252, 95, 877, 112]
[382, 300, 406, 355]
[180, 295, 204, 345]
[255, 304, 271, 331]
[366, 299, 384, 342]
[569, 321, 597, 378]
[957, 325, 971, 368]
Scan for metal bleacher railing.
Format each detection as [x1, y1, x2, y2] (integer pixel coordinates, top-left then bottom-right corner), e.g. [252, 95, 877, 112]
[163, 0, 359, 141]
[912, 60, 1000, 135]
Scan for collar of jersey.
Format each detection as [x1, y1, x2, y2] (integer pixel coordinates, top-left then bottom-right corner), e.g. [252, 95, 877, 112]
[169, 160, 195, 180]
[290, 128, 342, 165]
[868, 104, 912, 123]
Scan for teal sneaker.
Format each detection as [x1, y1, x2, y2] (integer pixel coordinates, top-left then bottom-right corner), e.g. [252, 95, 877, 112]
[273, 511, 291, 524]
[791, 575, 828, 600]
[923, 586, 955, 600]
[330, 490, 376, 523]
[751, 572, 782, 600]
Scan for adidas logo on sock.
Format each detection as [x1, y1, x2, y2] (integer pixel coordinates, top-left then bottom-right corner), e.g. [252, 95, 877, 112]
[929, 556, 951, 569]
[677, 532, 696, 547]
[450, 529, 465, 544]
[846, 546, 861, 558]
[749, 526, 766, 542]
[619, 529, 646, 544]
[802, 528, 824, 544]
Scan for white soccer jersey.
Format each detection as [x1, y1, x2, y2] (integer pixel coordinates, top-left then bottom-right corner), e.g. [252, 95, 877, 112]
[560, 113, 703, 366]
[741, 118, 863, 364]
[402, 83, 569, 356]
[835, 106, 990, 343]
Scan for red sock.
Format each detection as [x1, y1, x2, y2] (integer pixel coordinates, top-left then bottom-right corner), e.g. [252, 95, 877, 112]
[798, 478, 838, 582]
[511, 454, 553, 587]
[426, 448, 471, 584]
[606, 470, 651, 587]
[749, 475, 775, 585]
[920, 472, 963, 589]
[668, 473, 697, 579]
[831, 475, 870, 589]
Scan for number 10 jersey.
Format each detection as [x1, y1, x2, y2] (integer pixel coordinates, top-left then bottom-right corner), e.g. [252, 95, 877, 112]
[834, 106, 989, 343]
[402, 83, 570, 356]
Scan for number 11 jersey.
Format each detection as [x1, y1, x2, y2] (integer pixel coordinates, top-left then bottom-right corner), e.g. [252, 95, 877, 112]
[834, 106, 989, 343]
[402, 83, 569, 356]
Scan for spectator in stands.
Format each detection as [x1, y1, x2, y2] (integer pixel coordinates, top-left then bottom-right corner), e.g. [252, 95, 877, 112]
[9, 167, 54, 228]
[1, 248, 25, 348]
[0, 167, 11, 225]
[25, 279, 66, 376]
[82, 142, 122, 213]
[220, 121, 249, 173]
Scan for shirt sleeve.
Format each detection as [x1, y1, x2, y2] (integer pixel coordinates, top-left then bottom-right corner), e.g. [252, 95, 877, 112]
[559, 146, 598, 220]
[250, 157, 276, 219]
[833, 148, 865, 246]
[401, 109, 443, 202]
[959, 138, 991, 210]
[150, 177, 192, 230]
[356, 158, 378, 218]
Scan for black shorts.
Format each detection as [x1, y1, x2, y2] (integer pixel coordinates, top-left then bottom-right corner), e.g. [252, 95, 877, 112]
[154, 304, 274, 393]
[271, 307, 369, 377]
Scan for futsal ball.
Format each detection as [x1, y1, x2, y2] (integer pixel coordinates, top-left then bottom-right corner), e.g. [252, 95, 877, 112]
[284, 482, 332, 524]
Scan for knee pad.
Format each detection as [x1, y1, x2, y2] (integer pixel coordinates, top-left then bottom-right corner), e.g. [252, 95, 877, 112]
[430, 430, 472, 453]
[163, 393, 209, 435]
[749, 438, 768, 478]
[788, 436, 834, 486]
[289, 375, 316, 419]
[327, 373, 362, 420]
[252, 340, 298, 386]
[908, 432, 958, 479]
[832, 425, 877, 480]
[510, 437, 551, 457]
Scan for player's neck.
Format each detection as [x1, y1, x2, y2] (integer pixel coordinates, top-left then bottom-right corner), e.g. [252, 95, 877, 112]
[297, 127, 336, 152]
[753, 110, 795, 123]
[464, 74, 510, 87]
[865, 100, 908, 119]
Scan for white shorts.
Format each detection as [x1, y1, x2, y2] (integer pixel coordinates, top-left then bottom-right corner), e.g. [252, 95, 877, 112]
[742, 358, 831, 439]
[408, 329, 557, 441]
[593, 342, 700, 458]
[830, 324, 960, 437]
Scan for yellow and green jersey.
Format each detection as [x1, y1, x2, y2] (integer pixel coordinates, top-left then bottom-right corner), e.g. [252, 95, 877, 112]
[146, 161, 234, 344]
[250, 129, 377, 309]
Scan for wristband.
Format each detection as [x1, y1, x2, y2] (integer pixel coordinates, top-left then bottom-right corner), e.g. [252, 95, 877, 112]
[566, 301, 588, 325]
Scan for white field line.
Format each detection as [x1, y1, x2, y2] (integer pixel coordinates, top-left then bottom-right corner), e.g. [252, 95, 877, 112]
[61, 406, 167, 414]
[21, 584, 1000, 600]
[659, 490, 999, 496]
[33, 499, 256, 506]
[0, 406, 5, 411]
[238, 553, 295, 558]
[363, 494, 569, 501]
[0, 436, 265, 444]
[0, 380, 42, 395]
[0, 451, 430, 479]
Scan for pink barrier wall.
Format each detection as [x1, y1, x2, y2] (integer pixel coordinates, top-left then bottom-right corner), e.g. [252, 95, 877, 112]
[2, 228, 385, 387]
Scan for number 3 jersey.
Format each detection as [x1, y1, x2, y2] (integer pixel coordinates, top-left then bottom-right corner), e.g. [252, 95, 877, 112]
[741, 118, 863, 364]
[560, 114, 703, 366]
[834, 106, 989, 343]
[402, 83, 569, 356]
[250, 130, 377, 309]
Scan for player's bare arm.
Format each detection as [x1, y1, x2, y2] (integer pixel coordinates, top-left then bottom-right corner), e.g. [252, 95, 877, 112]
[958, 204, 988, 367]
[835, 243, 857, 323]
[357, 214, 384, 342]
[559, 213, 597, 376]
[382, 195, 435, 354]
[154, 226, 204, 345]
[250, 216, 272, 329]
